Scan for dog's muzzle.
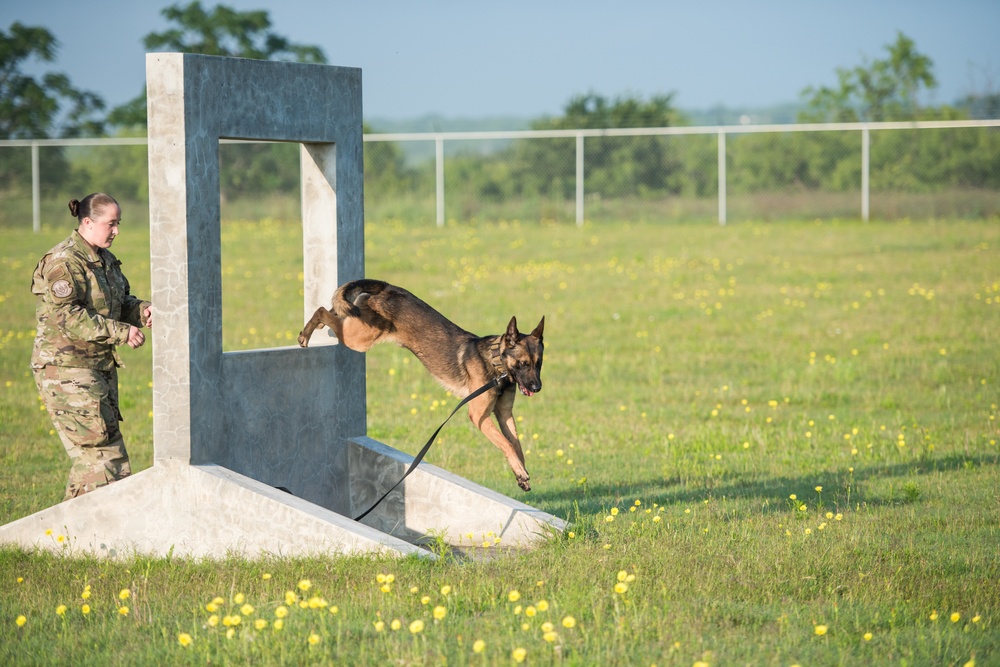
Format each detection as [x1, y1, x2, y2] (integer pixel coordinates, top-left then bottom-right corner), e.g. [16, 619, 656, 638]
[518, 380, 541, 397]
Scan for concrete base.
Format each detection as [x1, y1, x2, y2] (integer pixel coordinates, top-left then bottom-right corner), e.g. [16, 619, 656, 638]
[0, 438, 565, 559]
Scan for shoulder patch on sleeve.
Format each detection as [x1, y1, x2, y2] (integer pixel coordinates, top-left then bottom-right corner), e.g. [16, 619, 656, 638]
[42, 261, 76, 301]
[51, 280, 73, 298]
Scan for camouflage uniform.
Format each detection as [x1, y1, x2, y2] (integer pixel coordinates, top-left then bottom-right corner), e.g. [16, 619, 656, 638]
[31, 230, 151, 500]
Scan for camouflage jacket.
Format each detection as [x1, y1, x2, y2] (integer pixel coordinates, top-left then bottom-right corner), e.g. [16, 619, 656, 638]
[31, 230, 150, 371]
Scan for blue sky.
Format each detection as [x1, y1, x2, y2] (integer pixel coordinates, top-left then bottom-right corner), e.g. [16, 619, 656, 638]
[5, 0, 999, 121]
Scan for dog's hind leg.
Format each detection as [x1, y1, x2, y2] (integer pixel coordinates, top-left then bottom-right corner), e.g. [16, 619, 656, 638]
[298, 307, 345, 347]
[467, 391, 531, 491]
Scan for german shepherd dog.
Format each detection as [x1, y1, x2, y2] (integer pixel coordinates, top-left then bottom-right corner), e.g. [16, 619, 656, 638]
[298, 279, 544, 491]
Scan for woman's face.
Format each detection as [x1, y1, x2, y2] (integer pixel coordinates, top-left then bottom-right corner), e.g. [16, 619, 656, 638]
[79, 204, 122, 249]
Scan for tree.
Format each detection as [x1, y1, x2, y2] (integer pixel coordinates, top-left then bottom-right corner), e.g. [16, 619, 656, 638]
[103, 2, 330, 202]
[108, 1, 327, 128]
[799, 32, 937, 123]
[0, 22, 106, 139]
[958, 92, 1000, 120]
[535, 93, 682, 131]
[1, 22, 106, 209]
[514, 93, 686, 199]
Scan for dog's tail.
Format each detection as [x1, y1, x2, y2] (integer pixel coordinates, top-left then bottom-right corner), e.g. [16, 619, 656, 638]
[332, 279, 389, 318]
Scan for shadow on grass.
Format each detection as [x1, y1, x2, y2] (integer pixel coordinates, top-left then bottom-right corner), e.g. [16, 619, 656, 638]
[531, 453, 1000, 520]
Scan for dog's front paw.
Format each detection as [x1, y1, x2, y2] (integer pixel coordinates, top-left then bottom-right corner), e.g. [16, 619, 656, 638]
[297, 331, 309, 348]
[516, 474, 531, 492]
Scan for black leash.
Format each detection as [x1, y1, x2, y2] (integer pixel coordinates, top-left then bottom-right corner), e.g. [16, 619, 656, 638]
[354, 376, 504, 522]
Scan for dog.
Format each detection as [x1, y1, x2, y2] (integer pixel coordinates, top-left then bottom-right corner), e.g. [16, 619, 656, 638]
[298, 279, 544, 491]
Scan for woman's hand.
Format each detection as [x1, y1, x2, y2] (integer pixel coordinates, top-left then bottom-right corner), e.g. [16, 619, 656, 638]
[126, 325, 146, 349]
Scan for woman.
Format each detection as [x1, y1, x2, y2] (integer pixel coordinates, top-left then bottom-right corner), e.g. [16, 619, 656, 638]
[30, 193, 153, 500]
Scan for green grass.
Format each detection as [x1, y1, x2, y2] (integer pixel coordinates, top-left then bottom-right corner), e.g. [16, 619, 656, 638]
[1, 217, 999, 666]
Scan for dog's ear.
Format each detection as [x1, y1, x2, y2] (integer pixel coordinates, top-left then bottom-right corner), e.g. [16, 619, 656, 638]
[530, 316, 544, 342]
[505, 316, 520, 346]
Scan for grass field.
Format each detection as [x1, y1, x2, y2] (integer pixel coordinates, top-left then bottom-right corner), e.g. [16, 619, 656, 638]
[1, 216, 998, 666]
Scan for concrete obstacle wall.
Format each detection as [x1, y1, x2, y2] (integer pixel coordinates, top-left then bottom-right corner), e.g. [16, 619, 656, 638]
[0, 54, 564, 559]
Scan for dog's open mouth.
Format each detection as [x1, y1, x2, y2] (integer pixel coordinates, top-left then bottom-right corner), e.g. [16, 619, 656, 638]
[518, 384, 536, 397]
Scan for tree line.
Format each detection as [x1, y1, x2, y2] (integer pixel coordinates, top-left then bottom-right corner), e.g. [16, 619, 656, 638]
[2, 6, 998, 210]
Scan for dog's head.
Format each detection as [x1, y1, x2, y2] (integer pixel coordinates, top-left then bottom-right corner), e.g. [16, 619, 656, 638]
[502, 316, 544, 396]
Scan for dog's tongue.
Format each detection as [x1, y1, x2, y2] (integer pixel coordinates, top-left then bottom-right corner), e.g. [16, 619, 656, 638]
[520, 386, 534, 397]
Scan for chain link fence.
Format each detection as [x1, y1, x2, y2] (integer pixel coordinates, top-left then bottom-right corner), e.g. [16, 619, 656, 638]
[2, 121, 998, 230]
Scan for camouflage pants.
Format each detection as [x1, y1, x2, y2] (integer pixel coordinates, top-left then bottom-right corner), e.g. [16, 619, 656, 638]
[33, 365, 132, 500]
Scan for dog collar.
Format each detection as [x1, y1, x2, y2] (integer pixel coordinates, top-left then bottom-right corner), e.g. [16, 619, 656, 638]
[489, 337, 508, 382]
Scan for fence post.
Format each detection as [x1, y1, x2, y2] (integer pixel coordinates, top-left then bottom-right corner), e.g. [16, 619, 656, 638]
[31, 142, 41, 233]
[861, 126, 870, 222]
[717, 130, 727, 226]
[575, 132, 584, 227]
[435, 135, 445, 227]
